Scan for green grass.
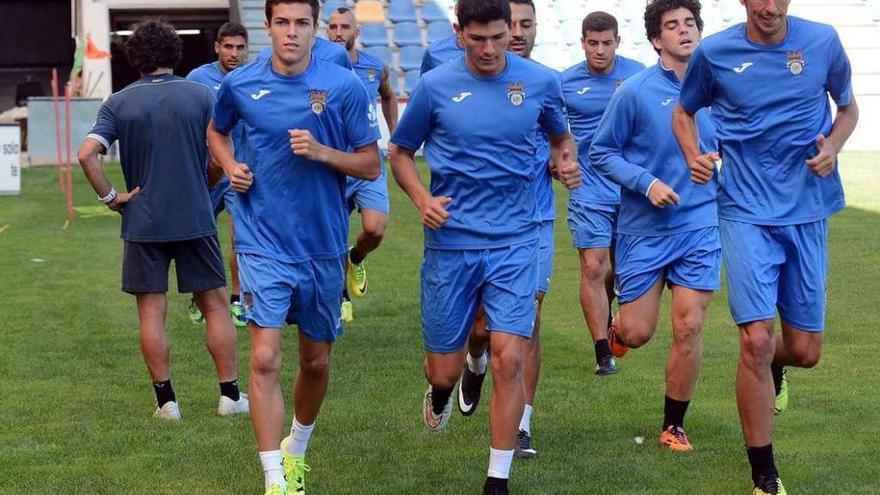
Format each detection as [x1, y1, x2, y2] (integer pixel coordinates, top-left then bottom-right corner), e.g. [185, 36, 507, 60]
[0, 154, 878, 494]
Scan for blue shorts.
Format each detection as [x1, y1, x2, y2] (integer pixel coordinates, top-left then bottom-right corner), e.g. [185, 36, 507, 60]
[720, 219, 828, 332]
[537, 221, 554, 295]
[567, 200, 618, 249]
[345, 164, 390, 214]
[421, 240, 539, 353]
[237, 253, 345, 342]
[210, 178, 236, 217]
[615, 227, 721, 304]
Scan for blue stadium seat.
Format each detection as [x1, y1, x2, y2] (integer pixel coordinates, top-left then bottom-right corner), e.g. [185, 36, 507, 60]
[359, 22, 389, 47]
[391, 73, 403, 98]
[388, 0, 418, 23]
[363, 46, 393, 67]
[393, 22, 423, 46]
[426, 21, 454, 42]
[404, 69, 421, 94]
[421, 1, 451, 23]
[321, 0, 346, 23]
[398, 46, 425, 71]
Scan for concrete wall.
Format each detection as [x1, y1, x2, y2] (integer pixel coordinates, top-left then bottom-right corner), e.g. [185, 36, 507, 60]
[26, 97, 103, 166]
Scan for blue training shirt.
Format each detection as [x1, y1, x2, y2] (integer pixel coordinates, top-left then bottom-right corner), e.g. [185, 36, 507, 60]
[392, 52, 569, 249]
[187, 62, 248, 164]
[590, 62, 718, 236]
[213, 55, 380, 262]
[562, 56, 645, 205]
[88, 73, 216, 242]
[351, 50, 386, 101]
[679, 16, 852, 226]
[420, 34, 464, 75]
[257, 37, 353, 69]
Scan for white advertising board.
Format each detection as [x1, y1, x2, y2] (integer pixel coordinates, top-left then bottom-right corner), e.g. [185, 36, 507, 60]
[0, 124, 21, 196]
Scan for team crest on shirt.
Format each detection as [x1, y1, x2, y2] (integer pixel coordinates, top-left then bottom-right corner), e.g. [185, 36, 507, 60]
[309, 89, 328, 115]
[507, 81, 526, 107]
[366, 69, 377, 82]
[786, 51, 805, 75]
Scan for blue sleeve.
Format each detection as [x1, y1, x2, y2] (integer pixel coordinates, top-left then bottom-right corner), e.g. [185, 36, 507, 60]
[87, 100, 117, 152]
[213, 79, 240, 135]
[538, 74, 568, 137]
[679, 46, 714, 114]
[420, 49, 436, 76]
[337, 50, 353, 70]
[825, 30, 853, 106]
[186, 67, 205, 84]
[589, 89, 658, 195]
[390, 79, 432, 150]
[344, 78, 382, 149]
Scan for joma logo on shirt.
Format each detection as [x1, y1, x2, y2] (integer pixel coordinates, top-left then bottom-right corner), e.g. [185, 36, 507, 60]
[250, 89, 271, 100]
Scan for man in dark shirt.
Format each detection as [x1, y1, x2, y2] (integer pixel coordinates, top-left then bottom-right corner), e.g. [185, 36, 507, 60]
[77, 19, 248, 421]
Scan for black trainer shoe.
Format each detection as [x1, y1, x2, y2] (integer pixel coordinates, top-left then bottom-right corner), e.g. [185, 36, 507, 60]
[457, 363, 486, 416]
[482, 478, 510, 495]
[514, 429, 537, 459]
[595, 354, 618, 376]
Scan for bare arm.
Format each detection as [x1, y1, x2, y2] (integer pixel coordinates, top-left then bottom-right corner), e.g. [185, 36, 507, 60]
[805, 98, 859, 177]
[378, 65, 399, 135]
[207, 119, 253, 192]
[672, 104, 718, 184]
[77, 138, 140, 213]
[389, 144, 451, 230]
[289, 130, 381, 180]
[548, 132, 581, 189]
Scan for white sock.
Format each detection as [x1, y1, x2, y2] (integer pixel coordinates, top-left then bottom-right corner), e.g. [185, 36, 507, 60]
[519, 404, 533, 434]
[259, 450, 285, 490]
[487, 447, 514, 479]
[286, 417, 315, 456]
[467, 350, 488, 374]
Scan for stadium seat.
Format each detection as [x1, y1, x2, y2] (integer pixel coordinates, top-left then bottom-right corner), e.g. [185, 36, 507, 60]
[426, 21, 454, 42]
[398, 45, 425, 71]
[404, 69, 421, 95]
[388, 0, 419, 23]
[421, 1, 451, 23]
[393, 22, 423, 46]
[363, 45, 393, 67]
[321, 0, 346, 23]
[360, 22, 389, 47]
[391, 72, 403, 97]
[355, 0, 386, 24]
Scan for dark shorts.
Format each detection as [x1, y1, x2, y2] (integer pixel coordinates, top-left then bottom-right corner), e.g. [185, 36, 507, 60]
[122, 236, 226, 294]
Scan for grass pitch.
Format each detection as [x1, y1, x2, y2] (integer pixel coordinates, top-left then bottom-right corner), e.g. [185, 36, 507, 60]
[0, 155, 877, 494]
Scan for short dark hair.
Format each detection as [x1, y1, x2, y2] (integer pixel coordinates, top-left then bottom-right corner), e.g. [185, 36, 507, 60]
[334, 7, 353, 15]
[217, 21, 248, 42]
[125, 19, 182, 74]
[508, 0, 535, 13]
[644, 0, 703, 46]
[265, 0, 319, 24]
[582, 11, 619, 38]
[457, 0, 511, 28]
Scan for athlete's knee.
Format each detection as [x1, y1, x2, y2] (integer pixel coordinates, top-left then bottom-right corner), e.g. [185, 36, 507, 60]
[427, 368, 459, 389]
[579, 254, 608, 282]
[739, 323, 775, 365]
[672, 312, 704, 346]
[250, 345, 282, 377]
[362, 217, 387, 241]
[194, 288, 227, 314]
[490, 345, 524, 384]
[617, 319, 652, 349]
[790, 344, 822, 369]
[299, 351, 331, 378]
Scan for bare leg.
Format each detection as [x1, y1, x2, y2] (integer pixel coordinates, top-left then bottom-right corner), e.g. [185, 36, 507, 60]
[737, 320, 776, 447]
[488, 331, 527, 450]
[195, 286, 238, 382]
[666, 286, 712, 401]
[136, 293, 170, 381]
[578, 248, 613, 344]
[523, 294, 543, 405]
[249, 324, 284, 452]
[351, 209, 388, 261]
[292, 332, 334, 425]
[615, 276, 665, 349]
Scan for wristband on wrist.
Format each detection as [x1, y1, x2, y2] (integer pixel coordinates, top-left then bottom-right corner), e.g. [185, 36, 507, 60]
[645, 178, 660, 198]
[99, 187, 117, 204]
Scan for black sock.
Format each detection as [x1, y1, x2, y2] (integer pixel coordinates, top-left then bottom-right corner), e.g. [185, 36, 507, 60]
[349, 247, 366, 265]
[152, 379, 176, 408]
[342, 287, 350, 302]
[220, 379, 240, 401]
[663, 395, 690, 429]
[771, 365, 784, 395]
[594, 339, 612, 361]
[484, 477, 508, 490]
[230, 294, 240, 304]
[746, 444, 777, 486]
[430, 385, 454, 415]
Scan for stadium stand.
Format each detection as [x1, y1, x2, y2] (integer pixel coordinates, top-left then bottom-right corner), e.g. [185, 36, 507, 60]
[398, 45, 425, 71]
[231, 0, 878, 146]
